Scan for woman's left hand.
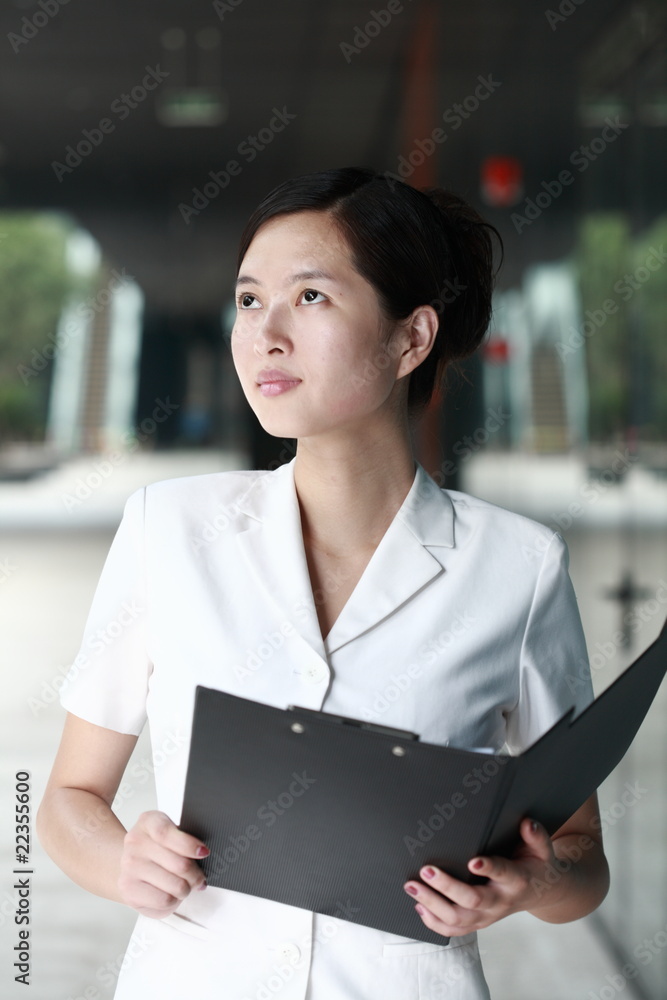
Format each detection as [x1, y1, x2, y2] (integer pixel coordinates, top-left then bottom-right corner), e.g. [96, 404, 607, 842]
[403, 817, 564, 937]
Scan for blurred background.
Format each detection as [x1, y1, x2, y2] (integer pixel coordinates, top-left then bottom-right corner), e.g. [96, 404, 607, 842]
[0, 0, 666, 997]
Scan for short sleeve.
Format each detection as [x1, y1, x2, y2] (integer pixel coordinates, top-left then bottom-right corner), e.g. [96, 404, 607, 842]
[59, 487, 151, 735]
[504, 531, 594, 754]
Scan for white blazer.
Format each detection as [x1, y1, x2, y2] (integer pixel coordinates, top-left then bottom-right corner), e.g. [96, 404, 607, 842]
[60, 458, 593, 1000]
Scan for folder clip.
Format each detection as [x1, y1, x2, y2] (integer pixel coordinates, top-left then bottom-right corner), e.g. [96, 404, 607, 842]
[287, 704, 420, 741]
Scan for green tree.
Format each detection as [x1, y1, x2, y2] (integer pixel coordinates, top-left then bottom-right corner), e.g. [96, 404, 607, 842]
[575, 213, 629, 442]
[575, 212, 667, 442]
[0, 213, 78, 443]
[631, 217, 667, 439]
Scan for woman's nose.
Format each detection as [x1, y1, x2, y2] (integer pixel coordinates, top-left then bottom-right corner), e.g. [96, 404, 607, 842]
[253, 304, 291, 355]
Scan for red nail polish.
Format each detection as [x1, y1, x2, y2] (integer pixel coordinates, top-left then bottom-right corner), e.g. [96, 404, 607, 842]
[422, 867, 436, 879]
[405, 885, 418, 896]
[470, 858, 484, 870]
[415, 904, 425, 916]
[196, 845, 210, 858]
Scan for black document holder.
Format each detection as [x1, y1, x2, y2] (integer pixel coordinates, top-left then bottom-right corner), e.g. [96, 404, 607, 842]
[179, 617, 667, 946]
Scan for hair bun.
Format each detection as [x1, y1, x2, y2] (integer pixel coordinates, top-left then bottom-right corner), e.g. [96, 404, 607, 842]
[421, 186, 503, 273]
[419, 185, 503, 364]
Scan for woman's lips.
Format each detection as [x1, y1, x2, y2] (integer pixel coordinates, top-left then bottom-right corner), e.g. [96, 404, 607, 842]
[258, 379, 301, 397]
[256, 369, 302, 397]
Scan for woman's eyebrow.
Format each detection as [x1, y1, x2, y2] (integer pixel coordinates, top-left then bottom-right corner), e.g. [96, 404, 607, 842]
[235, 268, 339, 288]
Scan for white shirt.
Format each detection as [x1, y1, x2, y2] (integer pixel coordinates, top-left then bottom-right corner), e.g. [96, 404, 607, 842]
[60, 458, 594, 1000]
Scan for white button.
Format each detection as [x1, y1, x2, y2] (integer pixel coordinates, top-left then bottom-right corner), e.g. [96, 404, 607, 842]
[274, 941, 301, 963]
[302, 663, 328, 684]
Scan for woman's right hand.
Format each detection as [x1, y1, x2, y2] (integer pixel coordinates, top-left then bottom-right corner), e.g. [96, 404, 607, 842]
[118, 810, 209, 918]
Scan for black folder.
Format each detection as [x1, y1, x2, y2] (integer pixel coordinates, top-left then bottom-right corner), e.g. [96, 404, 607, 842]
[179, 617, 667, 946]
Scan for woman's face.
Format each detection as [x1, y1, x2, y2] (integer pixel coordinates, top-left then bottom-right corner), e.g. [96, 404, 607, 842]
[231, 210, 411, 442]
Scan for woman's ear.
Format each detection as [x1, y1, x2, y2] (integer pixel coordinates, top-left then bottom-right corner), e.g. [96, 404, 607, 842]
[395, 304, 440, 379]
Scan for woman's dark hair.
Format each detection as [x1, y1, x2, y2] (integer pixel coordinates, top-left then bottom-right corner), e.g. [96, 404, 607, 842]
[236, 167, 503, 415]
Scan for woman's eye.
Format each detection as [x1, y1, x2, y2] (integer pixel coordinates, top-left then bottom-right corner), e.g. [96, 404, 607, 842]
[237, 289, 325, 308]
[238, 293, 260, 309]
[301, 288, 326, 304]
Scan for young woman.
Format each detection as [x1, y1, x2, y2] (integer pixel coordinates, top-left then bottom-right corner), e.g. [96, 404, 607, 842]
[38, 167, 609, 1000]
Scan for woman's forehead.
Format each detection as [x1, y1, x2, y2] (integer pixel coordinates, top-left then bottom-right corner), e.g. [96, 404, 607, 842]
[240, 211, 356, 278]
[248, 210, 345, 254]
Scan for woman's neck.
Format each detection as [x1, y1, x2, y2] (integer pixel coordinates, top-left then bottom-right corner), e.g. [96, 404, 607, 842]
[292, 424, 418, 559]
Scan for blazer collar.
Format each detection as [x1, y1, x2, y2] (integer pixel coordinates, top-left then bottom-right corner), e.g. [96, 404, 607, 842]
[234, 458, 455, 658]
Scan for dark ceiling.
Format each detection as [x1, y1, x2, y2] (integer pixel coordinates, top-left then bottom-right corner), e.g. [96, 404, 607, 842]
[1, 0, 665, 313]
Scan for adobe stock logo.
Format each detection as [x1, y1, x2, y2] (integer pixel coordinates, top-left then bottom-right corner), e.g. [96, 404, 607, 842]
[178, 106, 296, 223]
[340, 1, 408, 62]
[207, 772, 316, 877]
[51, 65, 170, 182]
[511, 117, 629, 233]
[7, 0, 70, 54]
[404, 756, 510, 857]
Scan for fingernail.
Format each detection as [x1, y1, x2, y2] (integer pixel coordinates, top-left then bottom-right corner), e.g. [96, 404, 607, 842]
[470, 858, 484, 870]
[404, 884, 418, 896]
[415, 904, 425, 916]
[197, 880, 207, 891]
[531, 820, 541, 833]
[421, 866, 436, 879]
[196, 845, 210, 858]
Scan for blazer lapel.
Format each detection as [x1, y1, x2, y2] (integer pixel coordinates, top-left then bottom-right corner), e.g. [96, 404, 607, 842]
[234, 458, 455, 659]
[234, 460, 328, 662]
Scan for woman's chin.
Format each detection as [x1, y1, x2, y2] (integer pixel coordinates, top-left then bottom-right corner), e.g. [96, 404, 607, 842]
[253, 416, 303, 440]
